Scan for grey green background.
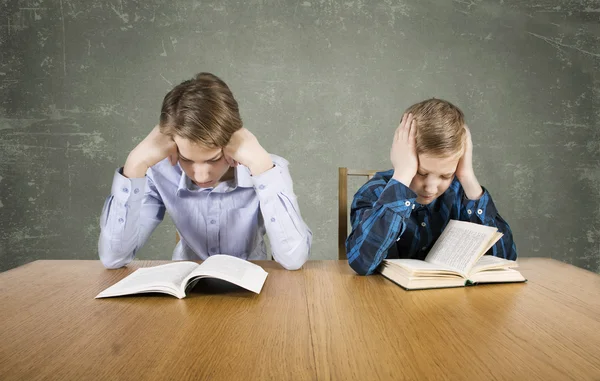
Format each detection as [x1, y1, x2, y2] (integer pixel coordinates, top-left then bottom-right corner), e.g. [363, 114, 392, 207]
[1, 0, 598, 272]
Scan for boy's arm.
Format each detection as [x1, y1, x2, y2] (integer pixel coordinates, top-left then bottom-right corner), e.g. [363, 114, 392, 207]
[98, 125, 178, 269]
[346, 178, 417, 275]
[453, 184, 518, 260]
[224, 129, 311, 270]
[98, 169, 166, 268]
[454, 126, 517, 259]
[346, 113, 419, 275]
[251, 157, 312, 270]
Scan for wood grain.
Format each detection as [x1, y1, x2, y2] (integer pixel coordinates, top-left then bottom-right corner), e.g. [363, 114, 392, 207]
[0, 260, 315, 381]
[1, 258, 599, 380]
[303, 258, 600, 381]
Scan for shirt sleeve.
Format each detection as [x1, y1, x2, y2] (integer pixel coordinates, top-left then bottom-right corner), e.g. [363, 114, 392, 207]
[346, 177, 418, 275]
[97, 168, 166, 269]
[250, 158, 312, 270]
[454, 184, 518, 260]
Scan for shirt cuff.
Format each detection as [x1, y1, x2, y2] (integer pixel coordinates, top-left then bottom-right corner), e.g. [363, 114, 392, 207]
[111, 168, 147, 204]
[376, 178, 417, 218]
[251, 163, 287, 200]
[461, 186, 498, 223]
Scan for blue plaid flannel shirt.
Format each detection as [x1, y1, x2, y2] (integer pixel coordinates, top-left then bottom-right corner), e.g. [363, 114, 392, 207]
[346, 170, 517, 275]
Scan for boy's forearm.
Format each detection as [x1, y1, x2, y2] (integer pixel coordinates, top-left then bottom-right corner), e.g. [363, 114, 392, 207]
[347, 180, 416, 275]
[247, 149, 274, 176]
[123, 150, 149, 178]
[250, 162, 311, 269]
[98, 169, 163, 268]
[98, 196, 141, 268]
[347, 208, 406, 275]
[459, 174, 484, 200]
[258, 181, 311, 270]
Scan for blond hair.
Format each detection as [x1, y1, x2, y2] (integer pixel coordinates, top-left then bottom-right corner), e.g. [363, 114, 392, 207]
[406, 98, 466, 158]
[159, 73, 242, 147]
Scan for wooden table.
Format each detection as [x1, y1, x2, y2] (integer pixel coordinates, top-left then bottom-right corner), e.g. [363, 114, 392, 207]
[1, 258, 599, 380]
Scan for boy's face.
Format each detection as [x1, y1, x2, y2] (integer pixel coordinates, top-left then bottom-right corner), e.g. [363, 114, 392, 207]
[173, 136, 232, 188]
[409, 153, 460, 205]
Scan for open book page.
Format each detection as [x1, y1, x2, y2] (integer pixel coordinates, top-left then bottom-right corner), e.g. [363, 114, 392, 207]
[424, 220, 499, 276]
[468, 268, 526, 284]
[96, 261, 199, 299]
[379, 263, 466, 290]
[469, 255, 519, 275]
[479, 232, 504, 257]
[184, 255, 268, 294]
[383, 259, 462, 277]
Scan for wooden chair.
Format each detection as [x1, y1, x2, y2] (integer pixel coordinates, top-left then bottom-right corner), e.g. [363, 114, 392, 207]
[338, 168, 379, 260]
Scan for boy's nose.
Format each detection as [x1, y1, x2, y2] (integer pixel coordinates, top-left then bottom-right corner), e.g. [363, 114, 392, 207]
[195, 173, 211, 182]
[424, 183, 437, 193]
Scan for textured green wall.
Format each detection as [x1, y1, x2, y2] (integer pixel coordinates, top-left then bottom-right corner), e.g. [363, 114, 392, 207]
[1, 0, 598, 272]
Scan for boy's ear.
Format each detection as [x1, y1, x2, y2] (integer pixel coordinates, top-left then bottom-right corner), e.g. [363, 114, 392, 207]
[169, 153, 178, 166]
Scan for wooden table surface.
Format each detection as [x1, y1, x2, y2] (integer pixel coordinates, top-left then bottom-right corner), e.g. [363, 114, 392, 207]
[1, 258, 599, 380]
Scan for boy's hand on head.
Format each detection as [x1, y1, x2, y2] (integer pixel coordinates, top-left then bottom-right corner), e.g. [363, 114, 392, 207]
[391, 113, 418, 187]
[224, 128, 273, 176]
[455, 125, 475, 182]
[456, 125, 483, 199]
[123, 125, 178, 178]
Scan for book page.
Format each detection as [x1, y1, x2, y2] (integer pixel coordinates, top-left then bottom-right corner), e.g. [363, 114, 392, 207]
[470, 255, 519, 274]
[383, 259, 460, 275]
[468, 268, 526, 284]
[96, 261, 199, 298]
[424, 220, 498, 275]
[379, 264, 466, 290]
[185, 255, 268, 294]
[480, 232, 504, 257]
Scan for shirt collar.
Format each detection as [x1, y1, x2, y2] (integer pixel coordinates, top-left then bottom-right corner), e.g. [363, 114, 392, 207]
[176, 164, 254, 197]
[415, 197, 439, 212]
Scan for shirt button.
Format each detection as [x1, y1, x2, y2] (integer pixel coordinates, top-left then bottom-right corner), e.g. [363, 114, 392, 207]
[210, 220, 216, 224]
[118, 218, 124, 223]
[477, 209, 483, 215]
[134, 188, 139, 194]
[122, 188, 129, 193]
[467, 209, 472, 215]
[258, 184, 266, 190]
[404, 201, 411, 206]
[421, 246, 427, 251]
[271, 217, 276, 222]
[421, 222, 426, 227]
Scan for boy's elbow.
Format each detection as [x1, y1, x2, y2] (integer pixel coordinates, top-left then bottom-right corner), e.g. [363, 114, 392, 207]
[98, 237, 132, 269]
[277, 252, 307, 270]
[508, 243, 518, 261]
[276, 234, 311, 271]
[280, 260, 304, 271]
[348, 259, 371, 276]
[345, 240, 372, 276]
[99, 255, 128, 269]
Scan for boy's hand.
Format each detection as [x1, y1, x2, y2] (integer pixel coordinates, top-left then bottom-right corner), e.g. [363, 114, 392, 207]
[456, 125, 483, 200]
[391, 113, 418, 187]
[123, 125, 178, 178]
[224, 128, 273, 176]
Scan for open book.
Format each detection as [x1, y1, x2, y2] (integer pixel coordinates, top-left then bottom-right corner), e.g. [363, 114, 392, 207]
[379, 220, 526, 290]
[96, 255, 268, 299]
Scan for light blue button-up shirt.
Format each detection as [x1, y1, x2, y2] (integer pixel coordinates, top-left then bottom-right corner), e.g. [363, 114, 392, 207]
[98, 155, 312, 270]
